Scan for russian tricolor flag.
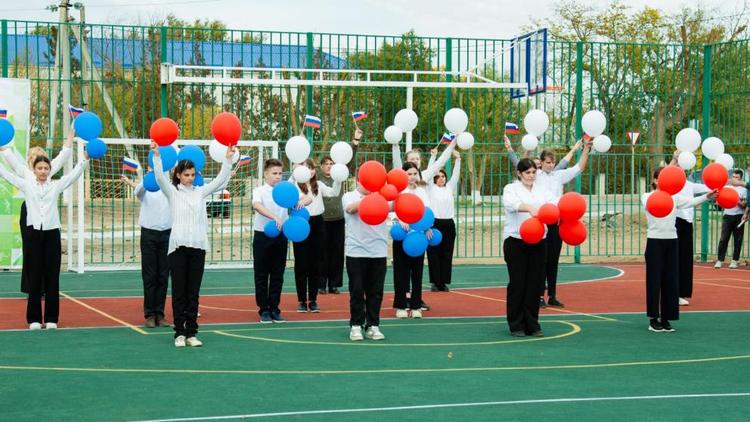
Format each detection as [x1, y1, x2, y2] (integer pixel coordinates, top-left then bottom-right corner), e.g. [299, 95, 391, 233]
[69, 104, 85, 118]
[352, 111, 368, 122]
[238, 155, 251, 166]
[0, 109, 7, 119]
[505, 122, 520, 134]
[122, 157, 139, 172]
[440, 132, 455, 144]
[303, 115, 322, 129]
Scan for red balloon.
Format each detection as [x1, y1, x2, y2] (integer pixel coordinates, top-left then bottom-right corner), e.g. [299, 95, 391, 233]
[716, 187, 740, 209]
[646, 190, 674, 218]
[657, 165, 687, 195]
[394, 193, 425, 224]
[211, 112, 242, 146]
[150, 118, 179, 146]
[520, 217, 545, 244]
[558, 192, 587, 222]
[357, 160, 388, 193]
[537, 203, 560, 225]
[702, 163, 728, 190]
[387, 168, 409, 192]
[379, 184, 399, 201]
[358, 193, 389, 225]
[559, 220, 587, 246]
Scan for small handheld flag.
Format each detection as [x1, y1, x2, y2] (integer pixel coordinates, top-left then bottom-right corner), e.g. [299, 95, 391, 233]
[303, 115, 322, 129]
[505, 122, 520, 134]
[0, 109, 7, 119]
[237, 155, 251, 166]
[440, 132, 455, 145]
[351, 111, 368, 122]
[69, 104, 84, 118]
[122, 157, 139, 172]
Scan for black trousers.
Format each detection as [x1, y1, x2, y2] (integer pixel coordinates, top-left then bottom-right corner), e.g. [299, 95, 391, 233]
[427, 218, 456, 289]
[503, 237, 545, 334]
[544, 224, 563, 299]
[26, 228, 61, 324]
[19, 202, 32, 294]
[717, 214, 745, 261]
[253, 231, 288, 315]
[293, 215, 324, 303]
[141, 228, 171, 318]
[675, 218, 694, 298]
[347, 256, 386, 328]
[321, 218, 345, 290]
[645, 238, 679, 321]
[168, 247, 205, 338]
[392, 239, 424, 310]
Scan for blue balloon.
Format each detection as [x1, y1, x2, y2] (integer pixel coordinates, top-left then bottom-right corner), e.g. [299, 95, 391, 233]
[0, 119, 15, 146]
[85, 138, 107, 160]
[148, 146, 178, 170]
[264, 220, 281, 238]
[290, 207, 310, 221]
[272, 181, 299, 209]
[411, 207, 435, 232]
[194, 172, 205, 187]
[73, 112, 102, 141]
[390, 224, 407, 241]
[143, 172, 160, 192]
[177, 145, 206, 172]
[282, 216, 310, 242]
[428, 228, 443, 246]
[403, 231, 428, 257]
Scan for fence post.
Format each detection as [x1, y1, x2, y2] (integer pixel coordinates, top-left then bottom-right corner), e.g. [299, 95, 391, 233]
[1, 20, 8, 78]
[305, 32, 314, 143]
[574, 41, 584, 264]
[700, 44, 712, 262]
[445, 37, 452, 109]
[160, 26, 168, 117]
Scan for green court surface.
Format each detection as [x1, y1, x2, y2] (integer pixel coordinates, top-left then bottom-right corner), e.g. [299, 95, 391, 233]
[0, 264, 621, 298]
[1, 312, 749, 421]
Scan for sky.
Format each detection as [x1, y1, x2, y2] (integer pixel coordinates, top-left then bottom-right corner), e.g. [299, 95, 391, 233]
[1, 0, 746, 40]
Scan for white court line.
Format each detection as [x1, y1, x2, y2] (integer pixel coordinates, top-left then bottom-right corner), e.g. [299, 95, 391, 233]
[130, 392, 750, 421]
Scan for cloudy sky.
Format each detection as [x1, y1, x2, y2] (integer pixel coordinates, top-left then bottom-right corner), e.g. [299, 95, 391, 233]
[1, 0, 745, 39]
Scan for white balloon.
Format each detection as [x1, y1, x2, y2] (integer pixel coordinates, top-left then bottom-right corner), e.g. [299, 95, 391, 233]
[208, 140, 239, 163]
[521, 134, 539, 151]
[523, 109, 549, 136]
[715, 153, 734, 170]
[330, 142, 353, 165]
[285, 135, 311, 164]
[384, 125, 403, 144]
[592, 134, 612, 153]
[330, 163, 349, 182]
[443, 108, 469, 134]
[701, 137, 724, 160]
[394, 109, 419, 132]
[675, 128, 701, 153]
[677, 151, 696, 170]
[581, 110, 607, 137]
[292, 165, 312, 183]
[456, 132, 475, 150]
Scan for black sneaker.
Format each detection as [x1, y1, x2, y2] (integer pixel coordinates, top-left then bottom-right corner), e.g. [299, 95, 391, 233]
[260, 311, 272, 324]
[430, 284, 439, 292]
[309, 302, 320, 313]
[442, 286, 450, 292]
[296, 302, 308, 313]
[318, 288, 327, 295]
[660, 319, 675, 332]
[648, 318, 664, 332]
[329, 288, 340, 294]
[547, 297, 565, 307]
[270, 312, 286, 323]
[420, 301, 431, 311]
[510, 331, 526, 337]
[539, 298, 547, 308]
[528, 330, 544, 337]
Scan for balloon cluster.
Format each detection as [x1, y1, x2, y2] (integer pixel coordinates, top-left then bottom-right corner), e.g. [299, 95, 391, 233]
[391, 207, 442, 257]
[74, 112, 107, 159]
[647, 165, 687, 217]
[519, 193, 588, 246]
[384, 107, 474, 151]
[263, 181, 310, 242]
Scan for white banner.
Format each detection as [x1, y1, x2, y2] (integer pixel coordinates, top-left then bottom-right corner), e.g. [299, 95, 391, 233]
[0, 78, 31, 268]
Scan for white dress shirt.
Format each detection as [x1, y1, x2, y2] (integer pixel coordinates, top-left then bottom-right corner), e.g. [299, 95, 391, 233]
[641, 191, 710, 239]
[535, 164, 582, 201]
[134, 184, 172, 231]
[723, 186, 747, 216]
[427, 158, 460, 219]
[1, 146, 71, 183]
[342, 189, 389, 257]
[502, 180, 555, 240]
[0, 150, 88, 230]
[252, 183, 289, 232]
[675, 181, 711, 223]
[296, 180, 341, 217]
[154, 155, 232, 254]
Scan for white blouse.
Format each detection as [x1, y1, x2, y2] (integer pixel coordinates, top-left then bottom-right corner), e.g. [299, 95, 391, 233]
[502, 180, 555, 240]
[0, 149, 88, 230]
[154, 155, 232, 254]
[427, 158, 460, 219]
[296, 180, 341, 217]
[535, 164, 582, 202]
[1, 146, 71, 183]
[641, 191, 710, 239]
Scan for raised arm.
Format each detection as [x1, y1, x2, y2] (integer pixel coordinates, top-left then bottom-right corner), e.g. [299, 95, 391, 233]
[423, 139, 456, 181]
[505, 136, 520, 169]
[318, 180, 342, 197]
[0, 151, 26, 189]
[55, 157, 89, 193]
[0, 146, 31, 178]
[50, 128, 75, 176]
[392, 143, 403, 170]
[202, 157, 233, 198]
[557, 140, 582, 170]
[448, 154, 461, 194]
[347, 128, 362, 173]
[575, 139, 593, 172]
[150, 142, 176, 203]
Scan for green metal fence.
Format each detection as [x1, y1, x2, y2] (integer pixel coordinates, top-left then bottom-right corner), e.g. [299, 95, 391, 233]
[0, 19, 748, 266]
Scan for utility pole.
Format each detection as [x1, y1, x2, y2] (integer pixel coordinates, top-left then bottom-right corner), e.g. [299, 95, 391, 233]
[73, 2, 88, 108]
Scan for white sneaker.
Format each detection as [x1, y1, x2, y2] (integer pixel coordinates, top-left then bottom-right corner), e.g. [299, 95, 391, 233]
[395, 309, 408, 319]
[349, 325, 364, 341]
[365, 326, 385, 340]
[729, 260, 738, 269]
[410, 310, 423, 319]
[186, 336, 203, 347]
[174, 335, 186, 348]
[678, 297, 689, 306]
[45, 322, 57, 329]
[29, 322, 42, 330]
[714, 261, 722, 269]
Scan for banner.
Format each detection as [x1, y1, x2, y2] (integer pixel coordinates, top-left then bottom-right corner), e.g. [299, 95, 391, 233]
[0, 78, 31, 268]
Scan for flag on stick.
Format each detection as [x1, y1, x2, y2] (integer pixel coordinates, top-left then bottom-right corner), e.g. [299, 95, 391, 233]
[303, 115, 322, 129]
[122, 157, 139, 172]
[505, 122, 520, 134]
